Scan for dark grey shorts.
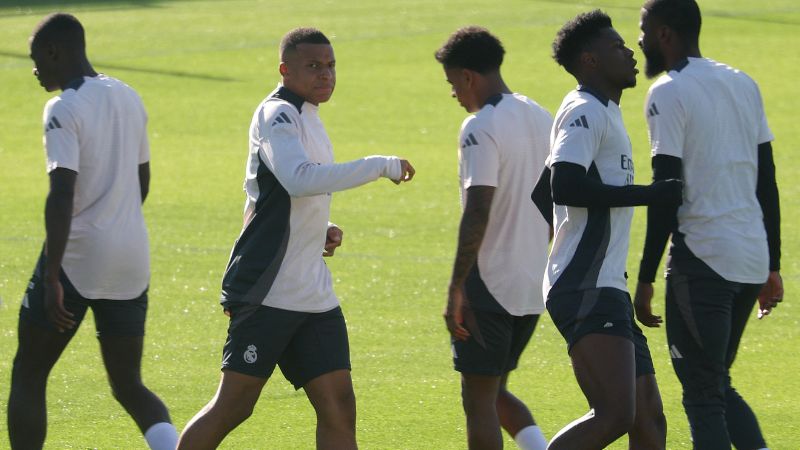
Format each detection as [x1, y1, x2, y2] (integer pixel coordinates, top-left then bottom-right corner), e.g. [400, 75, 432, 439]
[547, 287, 655, 377]
[222, 304, 351, 389]
[19, 249, 148, 337]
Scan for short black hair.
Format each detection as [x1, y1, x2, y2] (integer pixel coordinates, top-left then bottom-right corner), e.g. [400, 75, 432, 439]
[434, 26, 504, 74]
[280, 27, 330, 59]
[30, 13, 85, 52]
[643, 0, 701, 45]
[552, 9, 612, 74]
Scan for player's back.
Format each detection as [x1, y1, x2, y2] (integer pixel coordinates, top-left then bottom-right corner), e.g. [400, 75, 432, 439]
[461, 93, 552, 315]
[44, 74, 149, 299]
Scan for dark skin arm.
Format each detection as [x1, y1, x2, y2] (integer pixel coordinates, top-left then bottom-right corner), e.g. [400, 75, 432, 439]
[138, 162, 150, 204]
[44, 168, 78, 332]
[755, 141, 783, 318]
[445, 185, 495, 342]
[634, 154, 682, 327]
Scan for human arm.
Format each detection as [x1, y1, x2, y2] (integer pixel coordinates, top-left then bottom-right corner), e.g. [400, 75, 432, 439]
[634, 154, 683, 327]
[44, 168, 77, 332]
[755, 141, 782, 318]
[138, 162, 150, 204]
[259, 106, 413, 196]
[531, 164, 553, 227]
[444, 186, 495, 341]
[550, 161, 681, 208]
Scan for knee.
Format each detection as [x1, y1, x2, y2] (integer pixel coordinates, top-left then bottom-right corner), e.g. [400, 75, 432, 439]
[596, 405, 637, 439]
[315, 388, 356, 425]
[108, 378, 148, 405]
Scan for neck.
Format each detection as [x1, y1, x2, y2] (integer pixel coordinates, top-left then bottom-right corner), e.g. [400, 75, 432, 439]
[665, 44, 702, 71]
[59, 58, 97, 91]
[578, 75, 621, 105]
[475, 74, 511, 108]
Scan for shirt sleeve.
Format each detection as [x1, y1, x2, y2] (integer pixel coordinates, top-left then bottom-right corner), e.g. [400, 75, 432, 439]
[256, 104, 401, 197]
[459, 117, 499, 189]
[550, 102, 604, 170]
[139, 106, 150, 164]
[752, 80, 774, 145]
[646, 82, 686, 158]
[43, 99, 80, 173]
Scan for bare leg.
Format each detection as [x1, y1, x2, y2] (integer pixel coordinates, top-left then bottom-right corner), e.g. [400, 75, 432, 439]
[628, 374, 666, 449]
[98, 335, 172, 432]
[548, 334, 636, 450]
[176, 370, 267, 450]
[496, 373, 535, 436]
[304, 369, 358, 450]
[8, 321, 74, 450]
[461, 373, 503, 450]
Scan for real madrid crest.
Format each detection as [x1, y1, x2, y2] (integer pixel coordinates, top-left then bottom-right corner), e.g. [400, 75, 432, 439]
[244, 344, 258, 364]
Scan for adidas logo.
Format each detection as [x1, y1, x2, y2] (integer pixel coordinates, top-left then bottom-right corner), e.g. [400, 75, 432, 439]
[669, 344, 683, 359]
[271, 112, 293, 126]
[569, 115, 589, 129]
[45, 116, 62, 132]
[461, 132, 479, 149]
[648, 102, 660, 117]
[603, 322, 613, 328]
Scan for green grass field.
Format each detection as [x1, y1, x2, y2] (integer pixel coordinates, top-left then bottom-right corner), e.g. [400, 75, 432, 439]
[1, 0, 798, 448]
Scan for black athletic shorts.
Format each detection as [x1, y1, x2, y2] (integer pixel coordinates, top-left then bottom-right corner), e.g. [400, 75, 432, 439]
[222, 304, 351, 389]
[547, 287, 655, 377]
[19, 250, 148, 337]
[452, 266, 539, 376]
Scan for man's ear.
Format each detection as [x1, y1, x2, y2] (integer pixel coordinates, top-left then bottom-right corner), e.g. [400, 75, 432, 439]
[462, 68, 474, 87]
[45, 42, 59, 62]
[279, 61, 289, 77]
[579, 50, 597, 69]
[657, 24, 672, 45]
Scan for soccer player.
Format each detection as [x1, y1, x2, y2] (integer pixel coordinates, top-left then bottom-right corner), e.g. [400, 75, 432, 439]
[532, 10, 682, 449]
[634, 1, 783, 448]
[436, 27, 552, 450]
[7, 13, 178, 450]
[176, 28, 414, 449]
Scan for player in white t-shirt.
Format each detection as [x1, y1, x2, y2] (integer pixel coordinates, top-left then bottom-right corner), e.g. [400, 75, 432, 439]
[7, 14, 178, 450]
[177, 28, 414, 450]
[634, 1, 782, 448]
[436, 27, 551, 450]
[533, 10, 681, 449]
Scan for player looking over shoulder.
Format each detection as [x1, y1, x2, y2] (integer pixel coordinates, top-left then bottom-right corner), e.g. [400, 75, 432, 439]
[436, 26, 552, 450]
[531, 10, 681, 449]
[176, 27, 414, 450]
[635, 1, 783, 448]
[8, 12, 178, 450]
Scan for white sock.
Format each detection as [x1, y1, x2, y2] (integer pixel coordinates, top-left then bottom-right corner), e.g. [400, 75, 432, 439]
[144, 422, 178, 450]
[514, 425, 548, 450]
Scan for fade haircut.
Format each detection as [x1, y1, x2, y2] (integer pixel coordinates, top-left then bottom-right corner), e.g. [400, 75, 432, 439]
[643, 0, 701, 45]
[434, 26, 505, 74]
[280, 27, 330, 59]
[552, 10, 612, 75]
[31, 13, 85, 52]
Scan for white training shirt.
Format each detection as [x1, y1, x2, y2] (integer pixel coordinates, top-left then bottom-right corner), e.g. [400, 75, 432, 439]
[220, 85, 401, 313]
[43, 75, 150, 299]
[646, 57, 771, 284]
[544, 88, 635, 300]
[459, 93, 552, 316]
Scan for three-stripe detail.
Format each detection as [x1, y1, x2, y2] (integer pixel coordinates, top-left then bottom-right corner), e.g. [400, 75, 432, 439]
[569, 115, 590, 129]
[271, 112, 293, 126]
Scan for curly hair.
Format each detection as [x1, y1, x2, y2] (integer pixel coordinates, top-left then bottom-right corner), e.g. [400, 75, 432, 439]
[434, 26, 505, 74]
[552, 10, 612, 74]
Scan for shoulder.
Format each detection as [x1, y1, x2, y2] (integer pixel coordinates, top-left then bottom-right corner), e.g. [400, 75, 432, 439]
[43, 94, 76, 124]
[555, 91, 606, 129]
[257, 95, 302, 127]
[512, 93, 553, 123]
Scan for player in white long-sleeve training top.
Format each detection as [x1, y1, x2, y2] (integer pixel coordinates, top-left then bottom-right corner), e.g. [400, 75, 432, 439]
[177, 27, 414, 450]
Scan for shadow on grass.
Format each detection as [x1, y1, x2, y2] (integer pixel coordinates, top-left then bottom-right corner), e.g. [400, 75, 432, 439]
[0, 0, 197, 17]
[0, 49, 239, 82]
